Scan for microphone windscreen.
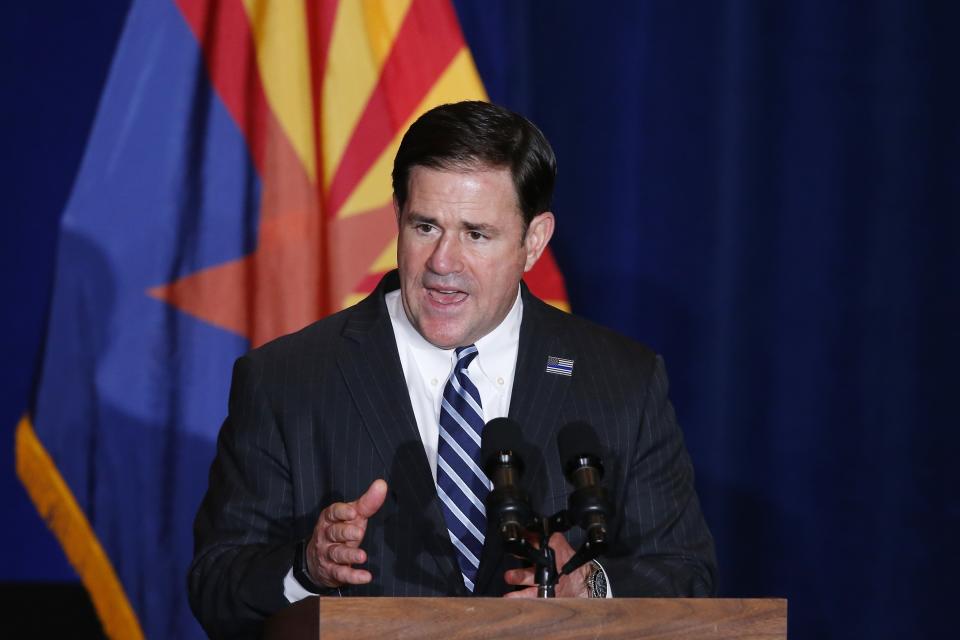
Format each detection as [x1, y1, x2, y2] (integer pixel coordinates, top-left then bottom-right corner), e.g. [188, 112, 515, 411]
[557, 421, 602, 465]
[481, 417, 524, 466]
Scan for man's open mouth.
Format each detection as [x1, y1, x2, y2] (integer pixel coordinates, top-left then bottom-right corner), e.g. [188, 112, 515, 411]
[426, 287, 468, 305]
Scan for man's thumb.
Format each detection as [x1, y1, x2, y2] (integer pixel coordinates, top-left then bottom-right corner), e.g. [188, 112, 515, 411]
[355, 478, 388, 518]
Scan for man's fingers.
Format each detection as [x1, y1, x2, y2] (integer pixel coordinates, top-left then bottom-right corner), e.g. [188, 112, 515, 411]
[326, 522, 365, 544]
[330, 565, 372, 585]
[353, 479, 388, 519]
[503, 568, 536, 586]
[323, 479, 387, 526]
[546, 532, 576, 565]
[504, 586, 538, 599]
[326, 502, 358, 523]
[326, 543, 366, 566]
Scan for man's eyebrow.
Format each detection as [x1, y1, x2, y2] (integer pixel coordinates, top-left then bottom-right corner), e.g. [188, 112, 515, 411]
[406, 212, 439, 226]
[463, 221, 498, 234]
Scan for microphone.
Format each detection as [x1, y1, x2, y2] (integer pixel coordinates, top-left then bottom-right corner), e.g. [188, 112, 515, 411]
[557, 422, 613, 559]
[481, 418, 533, 547]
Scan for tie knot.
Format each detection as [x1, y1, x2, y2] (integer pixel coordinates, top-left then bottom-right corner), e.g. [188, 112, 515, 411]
[454, 344, 479, 369]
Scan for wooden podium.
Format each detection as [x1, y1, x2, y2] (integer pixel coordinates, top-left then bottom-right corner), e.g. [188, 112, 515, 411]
[263, 597, 787, 639]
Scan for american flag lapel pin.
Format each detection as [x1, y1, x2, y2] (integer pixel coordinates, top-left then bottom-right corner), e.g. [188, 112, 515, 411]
[545, 355, 574, 377]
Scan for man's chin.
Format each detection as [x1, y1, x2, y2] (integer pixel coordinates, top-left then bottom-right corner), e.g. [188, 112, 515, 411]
[418, 320, 470, 350]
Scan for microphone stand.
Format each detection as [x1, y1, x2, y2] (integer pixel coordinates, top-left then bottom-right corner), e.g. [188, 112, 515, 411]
[534, 542, 558, 598]
[503, 509, 603, 598]
[499, 515, 557, 597]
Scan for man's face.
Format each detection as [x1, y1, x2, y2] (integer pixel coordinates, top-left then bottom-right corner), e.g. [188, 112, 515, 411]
[396, 165, 554, 349]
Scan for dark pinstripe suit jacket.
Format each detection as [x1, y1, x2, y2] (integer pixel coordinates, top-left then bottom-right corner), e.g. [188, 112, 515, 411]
[188, 271, 716, 638]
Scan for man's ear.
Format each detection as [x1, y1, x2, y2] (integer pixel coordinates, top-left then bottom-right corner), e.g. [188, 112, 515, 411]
[523, 212, 555, 272]
[393, 196, 402, 227]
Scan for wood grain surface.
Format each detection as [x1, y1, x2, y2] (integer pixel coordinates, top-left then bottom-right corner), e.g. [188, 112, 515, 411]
[266, 597, 789, 639]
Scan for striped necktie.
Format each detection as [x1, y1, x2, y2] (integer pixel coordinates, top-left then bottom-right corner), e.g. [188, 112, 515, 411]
[436, 344, 490, 593]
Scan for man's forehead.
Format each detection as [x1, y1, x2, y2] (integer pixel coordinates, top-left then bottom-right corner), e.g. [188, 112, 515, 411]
[403, 165, 521, 213]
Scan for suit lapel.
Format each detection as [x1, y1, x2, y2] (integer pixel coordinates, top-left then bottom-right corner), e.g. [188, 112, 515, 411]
[474, 284, 575, 594]
[337, 272, 464, 594]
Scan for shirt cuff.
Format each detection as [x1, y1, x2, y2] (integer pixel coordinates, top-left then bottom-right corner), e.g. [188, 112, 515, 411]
[284, 567, 319, 603]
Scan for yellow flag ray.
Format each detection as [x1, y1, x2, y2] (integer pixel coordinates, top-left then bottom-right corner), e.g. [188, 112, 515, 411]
[336, 48, 488, 221]
[242, 0, 317, 183]
[322, 0, 412, 188]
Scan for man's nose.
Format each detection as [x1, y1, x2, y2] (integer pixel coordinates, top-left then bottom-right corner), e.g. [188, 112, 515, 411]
[426, 233, 464, 275]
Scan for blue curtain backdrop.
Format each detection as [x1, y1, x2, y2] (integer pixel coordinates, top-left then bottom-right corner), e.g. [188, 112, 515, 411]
[2, 2, 957, 638]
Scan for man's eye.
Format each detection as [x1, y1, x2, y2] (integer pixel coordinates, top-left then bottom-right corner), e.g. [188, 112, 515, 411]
[468, 231, 487, 241]
[415, 223, 435, 233]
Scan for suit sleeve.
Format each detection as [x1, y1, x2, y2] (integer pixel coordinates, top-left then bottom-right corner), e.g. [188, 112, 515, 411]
[601, 355, 718, 596]
[188, 355, 300, 639]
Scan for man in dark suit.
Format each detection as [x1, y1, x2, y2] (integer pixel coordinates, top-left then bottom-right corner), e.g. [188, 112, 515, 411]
[189, 101, 716, 638]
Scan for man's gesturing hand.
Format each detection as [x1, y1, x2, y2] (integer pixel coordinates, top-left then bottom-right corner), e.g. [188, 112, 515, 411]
[305, 479, 388, 588]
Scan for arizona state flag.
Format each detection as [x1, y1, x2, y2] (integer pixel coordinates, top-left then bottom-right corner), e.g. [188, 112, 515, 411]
[18, 0, 567, 637]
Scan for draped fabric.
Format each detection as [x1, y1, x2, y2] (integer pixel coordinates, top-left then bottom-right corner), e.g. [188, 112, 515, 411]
[453, 1, 959, 638]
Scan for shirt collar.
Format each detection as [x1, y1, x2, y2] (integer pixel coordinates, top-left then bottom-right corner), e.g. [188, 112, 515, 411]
[473, 290, 523, 385]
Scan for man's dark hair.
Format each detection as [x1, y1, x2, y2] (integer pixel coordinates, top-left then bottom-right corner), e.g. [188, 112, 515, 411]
[392, 101, 557, 228]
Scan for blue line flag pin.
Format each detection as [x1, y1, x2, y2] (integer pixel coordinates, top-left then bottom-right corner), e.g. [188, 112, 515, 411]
[546, 356, 574, 376]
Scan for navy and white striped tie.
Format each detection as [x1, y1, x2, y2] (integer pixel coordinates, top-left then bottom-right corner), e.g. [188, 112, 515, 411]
[436, 344, 490, 592]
